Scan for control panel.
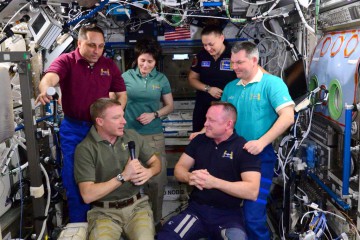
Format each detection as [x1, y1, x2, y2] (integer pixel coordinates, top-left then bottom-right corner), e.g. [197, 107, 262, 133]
[319, 1, 360, 30]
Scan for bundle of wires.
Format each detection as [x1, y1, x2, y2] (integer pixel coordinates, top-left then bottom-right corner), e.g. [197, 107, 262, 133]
[308, 212, 328, 239]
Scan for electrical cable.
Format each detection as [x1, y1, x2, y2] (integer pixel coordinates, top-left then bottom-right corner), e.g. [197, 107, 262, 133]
[159, 1, 187, 27]
[37, 163, 51, 240]
[164, 12, 230, 20]
[110, 0, 152, 14]
[252, 0, 280, 20]
[7, 134, 51, 239]
[293, 0, 315, 34]
[339, 210, 360, 238]
[0, 178, 5, 201]
[224, 0, 247, 23]
[297, 187, 308, 199]
[66, 0, 110, 26]
[240, 0, 275, 5]
[261, 17, 292, 48]
[280, 47, 287, 80]
[301, 209, 346, 225]
[0, 2, 30, 36]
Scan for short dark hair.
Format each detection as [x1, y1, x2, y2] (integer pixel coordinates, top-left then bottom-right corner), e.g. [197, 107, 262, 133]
[201, 25, 223, 36]
[90, 98, 121, 124]
[210, 101, 237, 124]
[231, 41, 259, 60]
[134, 37, 162, 64]
[78, 24, 104, 40]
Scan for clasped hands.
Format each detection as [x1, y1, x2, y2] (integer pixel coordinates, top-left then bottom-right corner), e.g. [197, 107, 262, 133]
[122, 159, 152, 186]
[188, 169, 216, 190]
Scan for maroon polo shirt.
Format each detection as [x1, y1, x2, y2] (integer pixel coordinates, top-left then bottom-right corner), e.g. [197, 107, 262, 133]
[46, 48, 126, 122]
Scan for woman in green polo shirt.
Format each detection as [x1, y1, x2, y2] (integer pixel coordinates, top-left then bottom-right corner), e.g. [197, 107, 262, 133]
[122, 37, 174, 227]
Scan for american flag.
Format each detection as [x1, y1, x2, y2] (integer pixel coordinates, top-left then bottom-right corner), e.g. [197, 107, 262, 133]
[164, 26, 191, 41]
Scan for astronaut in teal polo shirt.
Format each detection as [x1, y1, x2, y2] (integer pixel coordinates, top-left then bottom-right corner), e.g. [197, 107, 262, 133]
[123, 67, 172, 135]
[221, 41, 294, 240]
[122, 38, 174, 226]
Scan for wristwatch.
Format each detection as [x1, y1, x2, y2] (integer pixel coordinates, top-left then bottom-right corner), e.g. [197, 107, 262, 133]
[204, 85, 211, 93]
[153, 111, 159, 118]
[116, 173, 126, 184]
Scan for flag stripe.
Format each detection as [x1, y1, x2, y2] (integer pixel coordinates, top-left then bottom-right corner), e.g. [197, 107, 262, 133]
[164, 27, 191, 40]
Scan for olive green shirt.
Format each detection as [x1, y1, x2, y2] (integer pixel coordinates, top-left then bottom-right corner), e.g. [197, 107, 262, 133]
[74, 126, 155, 201]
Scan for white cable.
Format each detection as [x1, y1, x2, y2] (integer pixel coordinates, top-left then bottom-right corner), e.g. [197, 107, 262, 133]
[12, 135, 27, 152]
[0, 137, 29, 176]
[278, 135, 293, 159]
[293, 111, 301, 138]
[7, 135, 50, 239]
[252, 0, 281, 20]
[0, 2, 30, 35]
[37, 163, 51, 240]
[165, 12, 230, 20]
[105, 0, 231, 21]
[301, 210, 346, 225]
[324, 224, 333, 240]
[293, 0, 315, 33]
[261, 18, 292, 47]
[240, 0, 275, 5]
[294, 194, 305, 202]
[112, 0, 152, 14]
[280, 48, 287, 80]
[297, 187, 308, 199]
[280, 212, 285, 239]
[106, 3, 124, 16]
[8, 162, 29, 175]
[297, 107, 314, 148]
[128, 18, 156, 31]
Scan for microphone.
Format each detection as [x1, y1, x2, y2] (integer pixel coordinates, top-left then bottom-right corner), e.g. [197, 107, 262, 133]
[128, 141, 136, 160]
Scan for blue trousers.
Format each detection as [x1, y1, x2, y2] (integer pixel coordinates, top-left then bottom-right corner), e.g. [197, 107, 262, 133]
[243, 144, 276, 240]
[157, 201, 247, 240]
[59, 117, 91, 222]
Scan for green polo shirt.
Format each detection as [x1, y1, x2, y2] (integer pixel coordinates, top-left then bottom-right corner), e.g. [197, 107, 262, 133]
[74, 126, 155, 201]
[123, 67, 171, 135]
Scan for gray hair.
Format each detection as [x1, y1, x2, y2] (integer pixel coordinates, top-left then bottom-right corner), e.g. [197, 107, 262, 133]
[231, 41, 259, 60]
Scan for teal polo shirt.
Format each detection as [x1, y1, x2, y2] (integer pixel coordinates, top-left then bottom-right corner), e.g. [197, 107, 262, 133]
[221, 69, 294, 141]
[123, 67, 171, 135]
[74, 126, 155, 201]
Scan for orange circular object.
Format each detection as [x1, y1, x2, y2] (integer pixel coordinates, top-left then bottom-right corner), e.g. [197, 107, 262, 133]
[330, 35, 344, 57]
[320, 37, 331, 57]
[344, 34, 359, 58]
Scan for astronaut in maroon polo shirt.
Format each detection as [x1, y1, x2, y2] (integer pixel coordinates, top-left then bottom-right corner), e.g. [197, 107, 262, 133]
[35, 24, 127, 222]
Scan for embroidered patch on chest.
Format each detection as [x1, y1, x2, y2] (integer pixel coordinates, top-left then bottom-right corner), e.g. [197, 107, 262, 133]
[201, 61, 211, 67]
[250, 93, 261, 100]
[152, 85, 161, 90]
[220, 60, 232, 71]
[100, 68, 110, 76]
[222, 150, 233, 159]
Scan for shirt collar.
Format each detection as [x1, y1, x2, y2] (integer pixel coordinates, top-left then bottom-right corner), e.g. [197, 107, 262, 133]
[90, 125, 121, 145]
[89, 126, 104, 143]
[74, 48, 84, 63]
[209, 130, 238, 146]
[236, 68, 263, 86]
[135, 67, 157, 78]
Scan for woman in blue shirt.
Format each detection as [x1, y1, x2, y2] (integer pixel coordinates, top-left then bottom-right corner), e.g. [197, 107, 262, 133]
[122, 38, 174, 226]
